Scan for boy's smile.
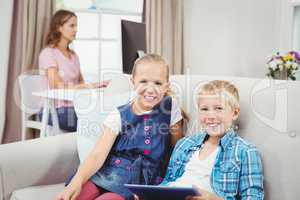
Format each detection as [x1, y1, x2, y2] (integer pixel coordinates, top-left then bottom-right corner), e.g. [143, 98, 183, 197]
[198, 94, 239, 138]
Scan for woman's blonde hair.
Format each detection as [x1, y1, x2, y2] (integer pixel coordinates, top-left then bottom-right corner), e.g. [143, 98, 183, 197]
[198, 80, 240, 109]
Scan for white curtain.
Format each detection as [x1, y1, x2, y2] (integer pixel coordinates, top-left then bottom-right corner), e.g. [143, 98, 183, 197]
[145, 0, 184, 74]
[0, 0, 14, 143]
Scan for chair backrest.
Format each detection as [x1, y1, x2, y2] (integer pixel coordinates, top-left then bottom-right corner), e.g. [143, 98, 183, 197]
[18, 74, 49, 115]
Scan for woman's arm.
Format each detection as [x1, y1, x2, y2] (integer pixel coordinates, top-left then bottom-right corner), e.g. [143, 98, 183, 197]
[46, 67, 109, 89]
[78, 72, 85, 84]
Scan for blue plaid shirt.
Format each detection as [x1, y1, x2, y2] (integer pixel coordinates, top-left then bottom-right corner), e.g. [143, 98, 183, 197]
[161, 129, 264, 200]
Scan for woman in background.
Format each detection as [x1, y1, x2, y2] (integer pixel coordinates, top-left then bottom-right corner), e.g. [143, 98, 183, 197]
[39, 9, 109, 132]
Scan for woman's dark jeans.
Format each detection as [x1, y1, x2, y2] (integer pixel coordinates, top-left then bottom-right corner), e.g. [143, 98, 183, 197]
[38, 106, 78, 132]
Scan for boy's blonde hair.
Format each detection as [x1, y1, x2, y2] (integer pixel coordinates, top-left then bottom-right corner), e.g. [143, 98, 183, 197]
[198, 80, 240, 109]
[132, 54, 169, 80]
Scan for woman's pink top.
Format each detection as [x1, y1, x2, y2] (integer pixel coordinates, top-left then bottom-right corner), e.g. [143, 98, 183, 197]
[39, 47, 81, 108]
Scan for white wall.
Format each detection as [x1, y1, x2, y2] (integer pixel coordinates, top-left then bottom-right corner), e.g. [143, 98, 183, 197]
[184, 0, 289, 78]
[0, 0, 14, 141]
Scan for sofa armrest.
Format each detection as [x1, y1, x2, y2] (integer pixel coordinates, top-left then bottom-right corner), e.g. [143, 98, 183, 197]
[0, 133, 79, 200]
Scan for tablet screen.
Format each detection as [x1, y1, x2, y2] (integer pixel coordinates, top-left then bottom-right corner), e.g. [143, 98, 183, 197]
[124, 184, 199, 200]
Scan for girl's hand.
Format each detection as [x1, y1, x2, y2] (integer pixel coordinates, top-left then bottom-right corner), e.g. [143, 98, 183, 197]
[54, 183, 82, 200]
[133, 194, 140, 200]
[185, 186, 223, 200]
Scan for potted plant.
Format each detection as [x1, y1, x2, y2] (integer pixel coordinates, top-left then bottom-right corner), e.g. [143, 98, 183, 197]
[266, 51, 300, 80]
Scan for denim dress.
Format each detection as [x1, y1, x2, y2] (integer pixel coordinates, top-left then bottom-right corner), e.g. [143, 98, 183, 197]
[91, 96, 172, 200]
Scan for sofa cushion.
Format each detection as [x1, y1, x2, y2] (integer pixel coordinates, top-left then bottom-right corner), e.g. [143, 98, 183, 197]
[10, 183, 64, 200]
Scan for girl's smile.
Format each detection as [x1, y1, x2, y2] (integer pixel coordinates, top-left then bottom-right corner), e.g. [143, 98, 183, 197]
[131, 62, 169, 114]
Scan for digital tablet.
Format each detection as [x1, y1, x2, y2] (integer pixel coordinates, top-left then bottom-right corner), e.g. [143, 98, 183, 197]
[124, 184, 199, 200]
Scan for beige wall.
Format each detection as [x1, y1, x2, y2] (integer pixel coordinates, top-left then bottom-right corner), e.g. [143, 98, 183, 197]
[183, 0, 291, 78]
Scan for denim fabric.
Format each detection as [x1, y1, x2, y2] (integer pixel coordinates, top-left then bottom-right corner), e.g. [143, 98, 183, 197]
[161, 129, 264, 200]
[38, 106, 78, 132]
[91, 96, 172, 200]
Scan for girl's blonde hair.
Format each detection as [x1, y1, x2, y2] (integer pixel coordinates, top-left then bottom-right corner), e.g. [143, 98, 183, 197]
[198, 80, 240, 109]
[132, 54, 169, 80]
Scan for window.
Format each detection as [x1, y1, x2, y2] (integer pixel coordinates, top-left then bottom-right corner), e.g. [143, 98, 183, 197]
[293, 1, 300, 51]
[291, 0, 300, 79]
[56, 0, 144, 82]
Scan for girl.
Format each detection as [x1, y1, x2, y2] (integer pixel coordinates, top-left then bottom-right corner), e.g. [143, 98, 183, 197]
[160, 80, 264, 200]
[55, 54, 184, 200]
[39, 9, 109, 132]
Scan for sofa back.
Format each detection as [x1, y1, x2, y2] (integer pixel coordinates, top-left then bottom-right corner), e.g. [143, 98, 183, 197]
[74, 74, 300, 200]
[170, 75, 300, 200]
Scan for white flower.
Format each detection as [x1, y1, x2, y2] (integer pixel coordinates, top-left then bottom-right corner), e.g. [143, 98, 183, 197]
[275, 59, 283, 65]
[268, 60, 277, 69]
[279, 64, 284, 71]
[292, 63, 298, 70]
[285, 61, 292, 69]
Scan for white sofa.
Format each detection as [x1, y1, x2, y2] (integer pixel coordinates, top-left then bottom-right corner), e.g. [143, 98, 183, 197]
[1, 75, 300, 200]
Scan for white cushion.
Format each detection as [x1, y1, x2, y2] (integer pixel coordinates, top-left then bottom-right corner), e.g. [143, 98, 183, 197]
[10, 184, 64, 200]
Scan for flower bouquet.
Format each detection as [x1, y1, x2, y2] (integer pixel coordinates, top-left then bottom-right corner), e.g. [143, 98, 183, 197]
[266, 51, 300, 80]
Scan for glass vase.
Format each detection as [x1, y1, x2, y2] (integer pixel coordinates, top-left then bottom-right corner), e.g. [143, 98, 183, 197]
[273, 69, 288, 80]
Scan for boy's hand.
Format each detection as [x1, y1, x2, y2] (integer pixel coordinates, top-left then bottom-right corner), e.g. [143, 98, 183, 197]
[185, 186, 223, 200]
